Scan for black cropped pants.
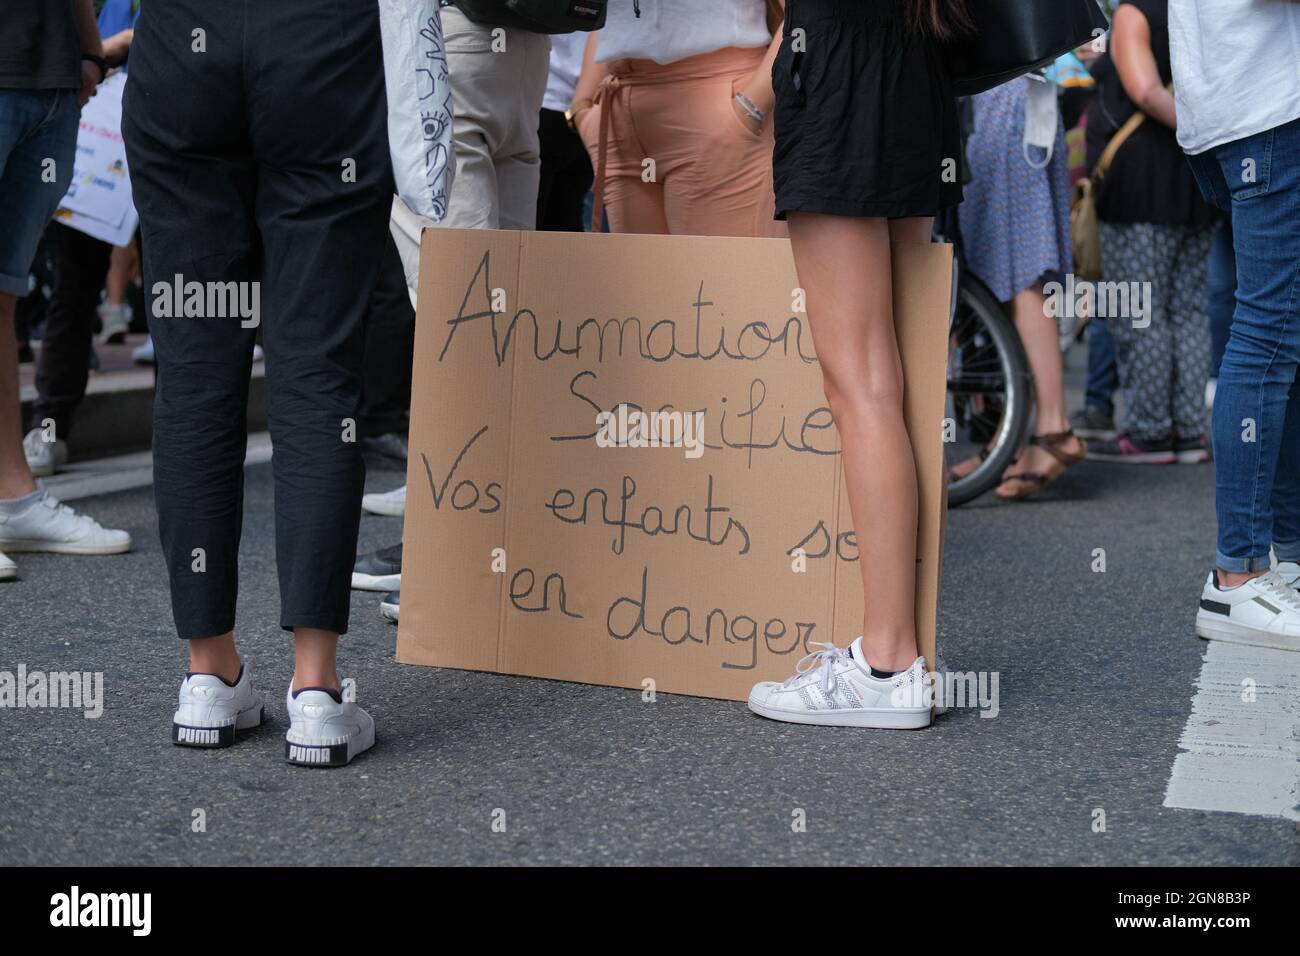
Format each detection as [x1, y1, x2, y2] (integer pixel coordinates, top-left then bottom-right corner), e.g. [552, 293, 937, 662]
[123, 0, 394, 639]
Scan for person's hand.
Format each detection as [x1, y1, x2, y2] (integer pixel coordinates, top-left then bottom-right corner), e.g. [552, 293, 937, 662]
[103, 28, 134, 67]
[76, 58, 103, 107]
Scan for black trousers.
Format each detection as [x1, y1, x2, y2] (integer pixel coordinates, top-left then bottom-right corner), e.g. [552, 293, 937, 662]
[536, 108, 593, 232]
[359, 233, 414, 438]
[30, 222, 111, 441]
[122, 0, 394, 640]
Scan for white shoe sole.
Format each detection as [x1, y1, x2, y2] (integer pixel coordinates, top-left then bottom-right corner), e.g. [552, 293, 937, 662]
[351, 570, 400, 591]
[0, 565, 15, 581]
[285, 723, 375, 768]
[361, 497, 405, 517]
[1176, 449, 1211, 464]
[0, 538, 131, 555]
[173, 704, 264, 748]
[379, 599, 399, 622]
[1195, 613, 1300, 652]
[748, 699, 931, 729]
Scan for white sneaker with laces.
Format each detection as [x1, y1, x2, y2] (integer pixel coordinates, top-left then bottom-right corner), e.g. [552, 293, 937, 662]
[1196, 570, 1300, 651]
[0, 550, 15, 581]
[0, 487, 131, 554]
[173, 665, 265, 748]
[1276, 561, 1299, 589]
[748, 637, 932, 729]
[362, 484, 406, 517]
[22, 428, 67, 478]
[285, 686, 375, 767]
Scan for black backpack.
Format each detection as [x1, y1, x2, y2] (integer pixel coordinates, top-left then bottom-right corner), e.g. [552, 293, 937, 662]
[452, 0, 607, 34]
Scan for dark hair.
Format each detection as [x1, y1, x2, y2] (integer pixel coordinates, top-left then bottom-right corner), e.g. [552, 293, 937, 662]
[905, 0, 973, 41]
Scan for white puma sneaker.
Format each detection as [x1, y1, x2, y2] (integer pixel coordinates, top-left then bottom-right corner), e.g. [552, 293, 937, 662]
[173, 665, 265, 748]
[362, 484, 406, 517]
[0, 550, 15, 581]
[748, 637, 933, 729]
[285, 685, 375, 768]
[0, 487, 131, 554]
[1196, 570, 1300, 651]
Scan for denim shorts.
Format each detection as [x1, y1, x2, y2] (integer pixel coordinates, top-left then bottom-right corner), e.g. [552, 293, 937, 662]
[0, 88, 78, 296]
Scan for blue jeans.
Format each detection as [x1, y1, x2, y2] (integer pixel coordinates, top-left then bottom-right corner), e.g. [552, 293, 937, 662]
[1208, 216, 1236, 378]
[0, 89, 78, 296]
[1085, 315, 1119, 416]
[1187, 117, 1300, 573]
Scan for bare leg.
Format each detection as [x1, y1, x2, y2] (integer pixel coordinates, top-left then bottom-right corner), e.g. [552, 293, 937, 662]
[1000, 285, 1084, 487]
[188, 632, 242, 683]
[787, 212, 922, 672]
[0, 293, 39, 500]
[104, 239, 139, 305]
[293, 628, 340, 692]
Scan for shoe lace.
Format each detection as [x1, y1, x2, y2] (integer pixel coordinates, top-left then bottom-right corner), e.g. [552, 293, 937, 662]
[782, 641, 849, 696]
[1258, 572, 1300, 613]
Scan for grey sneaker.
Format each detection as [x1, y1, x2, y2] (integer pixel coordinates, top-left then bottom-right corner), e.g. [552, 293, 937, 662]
[1069, 407, 1117, 441]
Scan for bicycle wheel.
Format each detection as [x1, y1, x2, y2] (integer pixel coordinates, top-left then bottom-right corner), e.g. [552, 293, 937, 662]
[946, 274, 1033, 506]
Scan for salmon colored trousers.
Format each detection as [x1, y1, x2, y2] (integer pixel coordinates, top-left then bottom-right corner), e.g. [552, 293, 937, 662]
[579, 45, 786, 238]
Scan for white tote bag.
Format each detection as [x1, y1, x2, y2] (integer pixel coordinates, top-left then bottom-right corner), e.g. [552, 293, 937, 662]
[378, 0, 454, 223]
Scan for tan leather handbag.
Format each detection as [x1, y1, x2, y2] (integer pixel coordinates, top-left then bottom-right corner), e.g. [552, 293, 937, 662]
[1071, 84, 1171, 280]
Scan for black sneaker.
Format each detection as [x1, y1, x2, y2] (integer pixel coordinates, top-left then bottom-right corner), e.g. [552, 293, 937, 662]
[1174, 433, 1211, 464]
[1069, 407, 1118, 441]
[380, 590, 399, 623]
[361, 432, 408, 471]
[351, 542, 402, 591]
[1086, 432, 1176, 464]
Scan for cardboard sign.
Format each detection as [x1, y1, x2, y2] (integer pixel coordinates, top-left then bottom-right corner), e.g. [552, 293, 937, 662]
[397, 229, 953, 701]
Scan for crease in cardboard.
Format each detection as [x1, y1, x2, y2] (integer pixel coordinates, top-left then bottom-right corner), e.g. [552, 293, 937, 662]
[494, 231, 529, 674]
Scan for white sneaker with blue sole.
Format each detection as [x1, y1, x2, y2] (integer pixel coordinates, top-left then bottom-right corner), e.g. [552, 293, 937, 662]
[173, 665, 265, 748]
[285, 686, 375, 767]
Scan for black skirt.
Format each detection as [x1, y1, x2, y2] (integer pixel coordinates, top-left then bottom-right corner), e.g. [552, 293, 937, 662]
[772, 0, 964, 220]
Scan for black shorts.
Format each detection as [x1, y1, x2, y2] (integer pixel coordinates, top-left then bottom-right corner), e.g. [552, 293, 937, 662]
[772, 0, 964, 220]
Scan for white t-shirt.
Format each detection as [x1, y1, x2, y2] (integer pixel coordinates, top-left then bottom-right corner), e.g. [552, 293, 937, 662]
[595, 0, 771, 65]
[1168, 0, 1300, 154]
[544, 31, 588, 111]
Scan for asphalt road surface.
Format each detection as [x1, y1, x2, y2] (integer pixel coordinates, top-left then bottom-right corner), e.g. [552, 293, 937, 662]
[1, 443, 1296, 866]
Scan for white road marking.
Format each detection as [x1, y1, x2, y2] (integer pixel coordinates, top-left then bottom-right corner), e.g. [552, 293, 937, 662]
[44, 433, 274, 503]
[1164, 641, 1300, 820]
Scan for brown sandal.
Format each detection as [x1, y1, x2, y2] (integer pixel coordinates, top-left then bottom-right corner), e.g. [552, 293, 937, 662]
[995, 429, 1088, 501]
